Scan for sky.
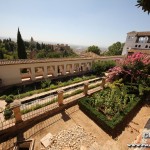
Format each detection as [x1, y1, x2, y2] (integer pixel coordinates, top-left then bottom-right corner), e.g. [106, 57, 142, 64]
[0, 0, 150, 48]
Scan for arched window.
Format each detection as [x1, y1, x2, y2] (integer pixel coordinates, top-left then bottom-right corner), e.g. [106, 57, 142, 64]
[145, 36, 148, 43]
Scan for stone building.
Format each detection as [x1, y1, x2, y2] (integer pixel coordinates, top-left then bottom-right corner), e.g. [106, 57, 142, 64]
[122, 31, 150, 55]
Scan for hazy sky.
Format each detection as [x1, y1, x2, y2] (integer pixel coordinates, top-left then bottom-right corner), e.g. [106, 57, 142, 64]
[0, 0, 150, 47]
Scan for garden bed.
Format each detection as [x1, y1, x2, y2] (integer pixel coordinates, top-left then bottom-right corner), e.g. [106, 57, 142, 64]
[0, 75, 97, 101]
[78, 91, 143, 138]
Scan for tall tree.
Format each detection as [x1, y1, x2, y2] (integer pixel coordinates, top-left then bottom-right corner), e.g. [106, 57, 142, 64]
[87, 45, 101, 55]
[0, 50, 4, 59]
[17, 28, 27, 59]
[105, 42, 124, 56]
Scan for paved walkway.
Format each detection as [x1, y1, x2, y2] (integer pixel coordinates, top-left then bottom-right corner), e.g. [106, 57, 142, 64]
[1, 103, 149, 150]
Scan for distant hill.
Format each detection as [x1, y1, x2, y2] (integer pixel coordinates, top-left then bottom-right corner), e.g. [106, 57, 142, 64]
[0, 36, 108, 55]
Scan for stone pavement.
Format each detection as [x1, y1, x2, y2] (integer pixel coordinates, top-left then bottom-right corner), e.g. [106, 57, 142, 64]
[1, 103, 149, 150]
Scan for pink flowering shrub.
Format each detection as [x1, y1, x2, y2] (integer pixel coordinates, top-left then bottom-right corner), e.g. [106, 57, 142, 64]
[106, 52, 150, 83]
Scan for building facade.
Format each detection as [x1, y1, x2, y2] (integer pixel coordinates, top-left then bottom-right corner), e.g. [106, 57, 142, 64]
[122, 31, 150, 55]
[0, 56, 123, 87]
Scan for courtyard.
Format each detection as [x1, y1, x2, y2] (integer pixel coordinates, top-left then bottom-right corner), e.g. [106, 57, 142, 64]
[0, 103, 150, 150]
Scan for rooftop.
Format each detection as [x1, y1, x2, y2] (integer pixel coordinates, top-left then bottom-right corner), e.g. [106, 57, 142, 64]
[128, 31, 150, 36]
[0, 55, 123, 66]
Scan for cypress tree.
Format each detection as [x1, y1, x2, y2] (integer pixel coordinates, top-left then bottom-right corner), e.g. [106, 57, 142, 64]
[17, 28, 27, 59]
[0, 50, 4, 59]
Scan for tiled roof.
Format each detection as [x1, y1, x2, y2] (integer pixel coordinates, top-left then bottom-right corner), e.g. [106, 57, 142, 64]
[128, 31, 150, 36]
[0, 58, 92, 66]
[0, 55, 123, 66]
[80, 52, 101, 58]
[137, 32, 150, 36]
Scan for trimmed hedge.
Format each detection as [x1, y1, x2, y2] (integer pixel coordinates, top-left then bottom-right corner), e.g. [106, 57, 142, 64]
[78, 95, 142, 138]
[92, 60, 116, 75]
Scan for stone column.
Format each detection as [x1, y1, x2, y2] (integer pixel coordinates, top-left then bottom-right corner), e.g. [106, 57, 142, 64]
[57, 90, 64, 106]
[70, 64, 74, 74]
[10, 100, 22, 124]
[43, 66, 48, 78]
[101, 77, 106, 88]
[79, 63, 81, 72]
[30, 67, 35, 81]
[62, 65, 66, 75]
[84, 82, 89, 96]
[53, 65, 58, 77]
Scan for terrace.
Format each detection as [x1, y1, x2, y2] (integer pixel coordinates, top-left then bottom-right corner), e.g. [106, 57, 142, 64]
[0, 104, 150, 150]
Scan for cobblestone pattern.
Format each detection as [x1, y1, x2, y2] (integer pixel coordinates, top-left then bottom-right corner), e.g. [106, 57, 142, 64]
[47, 125, 96, 150]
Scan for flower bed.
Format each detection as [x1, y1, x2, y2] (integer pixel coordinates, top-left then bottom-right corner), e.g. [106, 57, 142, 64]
[78, 91, 142, 138]
[79, 53, 150, 138]
[78, 78, 145, 137]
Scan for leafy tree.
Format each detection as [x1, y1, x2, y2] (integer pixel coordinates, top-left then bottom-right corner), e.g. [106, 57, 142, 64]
[36, 42, 41, 50]
[30, 37, 36, 51]
[87, 45, 101, 55]
[17, 28, 27, 59]
[136, 0, 150, 14]
[92, 60, 116, 75]
[105, 42, 124, 56]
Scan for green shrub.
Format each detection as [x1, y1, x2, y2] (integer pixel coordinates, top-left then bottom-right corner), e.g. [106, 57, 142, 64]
[92, 60, 116, 75]
[4, 108, 13, 120]
[0, 95, 7, 100]
[41, 79, 51, 89]
[89, 83, 101, 89]
[5, 95, 14, 104]
[50, 84, 57, 89]
[73, 77, 82, 83]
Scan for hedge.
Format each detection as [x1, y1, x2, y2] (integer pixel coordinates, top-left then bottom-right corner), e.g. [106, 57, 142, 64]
[78, 95, 142, 138]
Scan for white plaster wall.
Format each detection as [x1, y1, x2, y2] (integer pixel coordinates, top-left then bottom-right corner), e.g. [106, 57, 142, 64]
[122, 32, 137, 55]
[0, 65, 22, 86]
[122, 32, 150, 55]
[0, 57, 123, 87]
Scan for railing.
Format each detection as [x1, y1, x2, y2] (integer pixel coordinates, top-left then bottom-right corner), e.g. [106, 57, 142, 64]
[0, 115, 15, 131]
[0, 77, 106, 132]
